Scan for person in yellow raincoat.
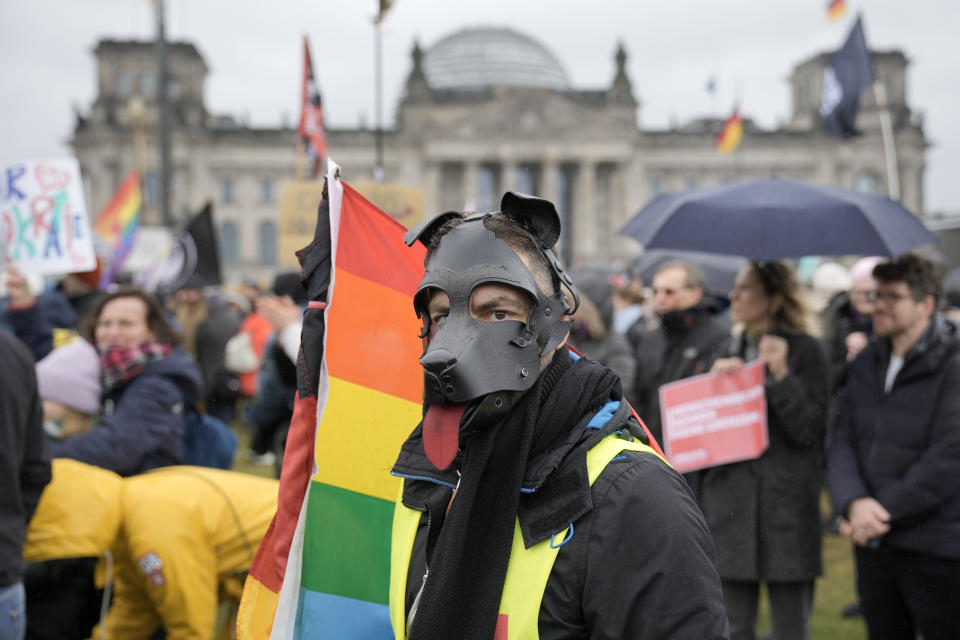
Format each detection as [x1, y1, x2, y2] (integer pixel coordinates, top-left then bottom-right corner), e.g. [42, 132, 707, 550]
[25, 460, 278, 639]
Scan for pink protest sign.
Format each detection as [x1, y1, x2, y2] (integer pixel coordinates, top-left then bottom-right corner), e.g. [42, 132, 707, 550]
[1, 159, 96, 275]
[659, 360, 768, 473]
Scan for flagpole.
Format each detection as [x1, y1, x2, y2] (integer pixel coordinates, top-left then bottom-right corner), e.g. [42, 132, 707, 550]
[155, 0, 174, 228]
[872, 81, 901, 201]
[373, 17, 385, 182]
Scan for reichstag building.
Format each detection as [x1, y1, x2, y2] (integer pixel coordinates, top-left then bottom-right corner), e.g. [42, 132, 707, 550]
[71, 27, 927, 280]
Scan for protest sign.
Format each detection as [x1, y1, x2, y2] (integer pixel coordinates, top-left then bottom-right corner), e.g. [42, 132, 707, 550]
[350, 180, 424, 230]
[278, 180, 325, 268]
[1, 159, 96, 275]
[659, 360, 768, 473]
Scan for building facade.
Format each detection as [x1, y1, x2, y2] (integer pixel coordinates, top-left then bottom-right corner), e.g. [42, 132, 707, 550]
[72, 29, 927, 280]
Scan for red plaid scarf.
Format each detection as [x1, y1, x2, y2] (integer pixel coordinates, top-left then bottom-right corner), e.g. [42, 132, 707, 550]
[100, 341, 173, 392]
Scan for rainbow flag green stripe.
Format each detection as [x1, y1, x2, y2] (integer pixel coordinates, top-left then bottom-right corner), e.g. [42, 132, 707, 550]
[300, 482, 394, 604]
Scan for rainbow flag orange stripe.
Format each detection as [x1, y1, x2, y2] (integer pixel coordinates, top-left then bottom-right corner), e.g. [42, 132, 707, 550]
[94, 170, 141, 285]
[238, 163, 425, 638]
[716, 109, 744, 154]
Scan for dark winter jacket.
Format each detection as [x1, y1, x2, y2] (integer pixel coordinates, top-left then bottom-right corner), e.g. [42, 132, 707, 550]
[50, 347, 203, 476]
[827, 316, 960, 560]
[0, 331, 51, 587]
[633, 299, 731, 442]
[195, 302, 243, 398]
[394, 400, 729, 639]
[6, 290, 76, 361]
[687, 331, 829, 582]
[821, 291, 872, 395]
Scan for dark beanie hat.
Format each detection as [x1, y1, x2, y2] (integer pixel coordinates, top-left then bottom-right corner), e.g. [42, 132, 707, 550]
[272, 272, 308, 306]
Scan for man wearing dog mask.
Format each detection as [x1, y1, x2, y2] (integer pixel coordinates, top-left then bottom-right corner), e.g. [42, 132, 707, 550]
[389, 192, 728, 640]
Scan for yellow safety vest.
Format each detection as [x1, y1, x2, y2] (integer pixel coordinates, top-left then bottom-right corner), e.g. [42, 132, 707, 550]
[389, 433, 666, 639]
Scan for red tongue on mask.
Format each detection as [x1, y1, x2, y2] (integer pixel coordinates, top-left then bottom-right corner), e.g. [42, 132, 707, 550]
[423, 404, 466, 470]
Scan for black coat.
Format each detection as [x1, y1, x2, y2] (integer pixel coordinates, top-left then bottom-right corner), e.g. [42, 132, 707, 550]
[827, 316, 960, 560]
[821, 291, 872, 395]
[633, 300, 731, 442]
[688, 331, 829, 582]
[396, 403, 729, 639]
[0, 331, 51, 587]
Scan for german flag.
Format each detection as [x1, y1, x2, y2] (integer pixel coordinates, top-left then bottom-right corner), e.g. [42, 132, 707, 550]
[827, 0, 846, 21]
[716, 109, 744, 154]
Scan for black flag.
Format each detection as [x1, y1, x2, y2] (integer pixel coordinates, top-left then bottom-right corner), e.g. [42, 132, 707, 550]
[142, 203, 222, 292]
[820, 16, 874, 138]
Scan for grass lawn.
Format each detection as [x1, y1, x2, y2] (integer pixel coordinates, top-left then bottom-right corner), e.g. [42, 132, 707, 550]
[758, 532, 868, 639]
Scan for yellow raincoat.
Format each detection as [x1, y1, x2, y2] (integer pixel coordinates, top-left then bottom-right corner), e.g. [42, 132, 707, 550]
[25, 461, 278, 640]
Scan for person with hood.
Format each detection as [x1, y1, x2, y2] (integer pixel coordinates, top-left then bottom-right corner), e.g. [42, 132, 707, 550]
[696, 261, 829, 640]
[633, 261, 730, 442]
[23, 459, 278, 640]
[50, 287, 203, 476]
[828, 254, 960, 640]
[390, 193, 728, 639]
[24, 339, 106, 640]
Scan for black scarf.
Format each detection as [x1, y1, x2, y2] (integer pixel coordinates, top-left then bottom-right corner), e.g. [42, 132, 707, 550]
[409, 352, 620, 640]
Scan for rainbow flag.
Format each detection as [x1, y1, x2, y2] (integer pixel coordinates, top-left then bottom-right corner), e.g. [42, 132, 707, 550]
[238, 160, 425, 638]
[94, 170, 141, 287]
[827, 0, 846, 22]
[716, 108, 744, 154]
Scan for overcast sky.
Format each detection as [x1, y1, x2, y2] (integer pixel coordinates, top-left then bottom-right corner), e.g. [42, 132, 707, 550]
[2, 0, 958, 212]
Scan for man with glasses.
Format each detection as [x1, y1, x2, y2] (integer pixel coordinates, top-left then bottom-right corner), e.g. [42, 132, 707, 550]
[828, 253, 960, 640]
[633, 261, 730, 442]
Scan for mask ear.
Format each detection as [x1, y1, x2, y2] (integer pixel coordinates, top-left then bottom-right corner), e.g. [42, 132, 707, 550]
[404, 211, 463, 248]
[499, 191, 561, 249]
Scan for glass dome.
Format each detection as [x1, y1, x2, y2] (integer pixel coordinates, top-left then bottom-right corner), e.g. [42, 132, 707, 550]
[423, 27, 571, 91]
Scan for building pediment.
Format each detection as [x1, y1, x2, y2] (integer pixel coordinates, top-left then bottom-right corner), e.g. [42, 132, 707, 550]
[399, 87, 635, 142]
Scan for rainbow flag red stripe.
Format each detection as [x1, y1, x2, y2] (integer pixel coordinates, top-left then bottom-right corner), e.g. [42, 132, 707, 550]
[94, 170, 141, 285]
[238, 161, 425, 638]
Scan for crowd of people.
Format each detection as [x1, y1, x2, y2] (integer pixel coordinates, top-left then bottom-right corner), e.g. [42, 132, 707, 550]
[0, 260, 302, 639]
[2, 192, 959, 639]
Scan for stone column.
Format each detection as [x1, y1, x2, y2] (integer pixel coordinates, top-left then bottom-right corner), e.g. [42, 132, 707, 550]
[500, 158, 517, 195]
[463, 160, 478, 212]
[574, 160, 597, 262]
[541, 157, 559, 206]
[423, 159, 440, 218]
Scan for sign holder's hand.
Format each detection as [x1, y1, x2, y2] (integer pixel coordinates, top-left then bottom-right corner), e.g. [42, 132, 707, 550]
[758, 334, 790, 381]
[710, 357, 745, 376]
[5, 264, 36, 309]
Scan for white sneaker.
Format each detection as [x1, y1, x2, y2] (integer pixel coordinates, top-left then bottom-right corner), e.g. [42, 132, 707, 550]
[245, 450, 277, 466]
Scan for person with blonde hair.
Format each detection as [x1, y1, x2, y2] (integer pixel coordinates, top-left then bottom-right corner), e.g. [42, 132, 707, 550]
[690, 260, 829, 640]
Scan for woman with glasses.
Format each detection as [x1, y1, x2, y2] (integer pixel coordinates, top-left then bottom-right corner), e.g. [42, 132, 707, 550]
[687, 260, 829, 640]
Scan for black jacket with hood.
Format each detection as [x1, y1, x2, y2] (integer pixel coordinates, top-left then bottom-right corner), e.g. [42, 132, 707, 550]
[393, 399, 729, 639]
[0, 331, 51, 588]
[50, 347, 203, 476]
[633, 298, 731, 442]
[828, 315, 960, 560]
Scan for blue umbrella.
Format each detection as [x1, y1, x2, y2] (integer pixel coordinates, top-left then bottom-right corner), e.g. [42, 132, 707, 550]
[620, 178, 938, 260]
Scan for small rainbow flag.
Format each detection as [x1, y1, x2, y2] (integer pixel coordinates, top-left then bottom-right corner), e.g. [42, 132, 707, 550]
[94, 170, 141, 287]
[827, 0, 846, 22]
[237, 160, 425, 638]
[716, 108, 744, 154]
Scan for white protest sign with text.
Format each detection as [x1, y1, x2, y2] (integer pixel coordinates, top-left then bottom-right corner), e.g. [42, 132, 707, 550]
[659, 360, 769, 473]
[1, 158, 96, 275]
